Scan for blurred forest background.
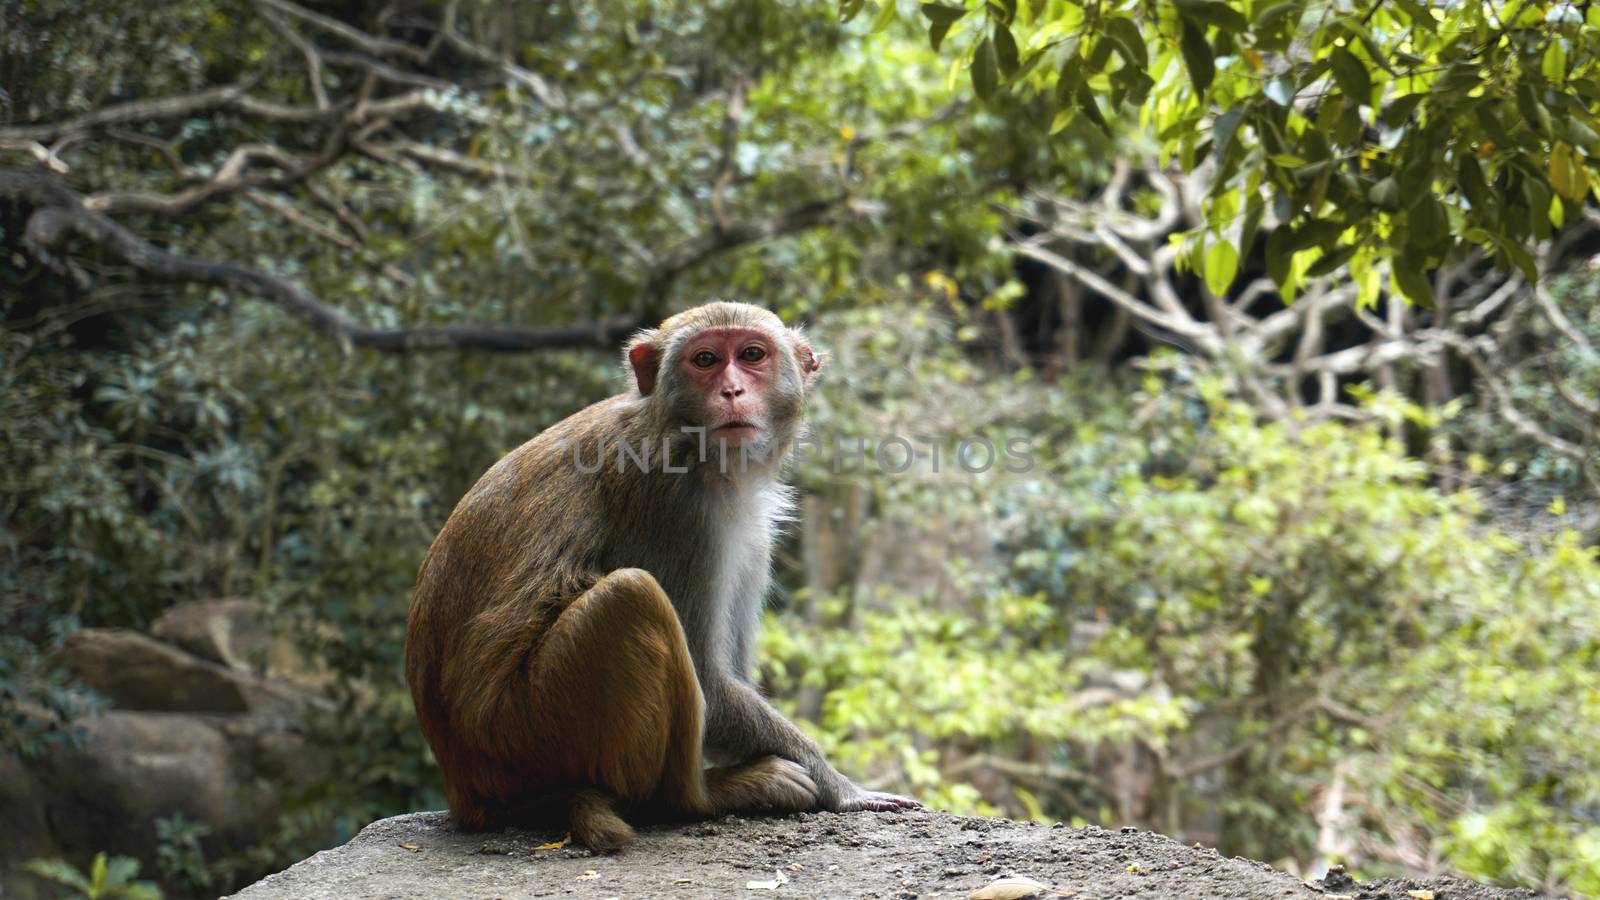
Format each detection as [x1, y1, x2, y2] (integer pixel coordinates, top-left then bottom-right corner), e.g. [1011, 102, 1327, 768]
[2, 0, 1599, 897]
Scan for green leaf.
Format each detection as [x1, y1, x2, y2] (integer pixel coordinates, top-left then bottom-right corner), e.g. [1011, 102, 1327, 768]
[870, 0, 900, 33]
[1114, 65, 1156, 104]
[972, 36, 999, 101]
[1549, 142, 1590, 200]
[1213, 106, 1245, 162]
[1481, 229, 1539, 281]
[90, 853, 109, 892]
[1330, 47, 1371, 101]
[1264, 75, 1295, 106]
[23, 859, 92, 891]
[993, 22, 1020, 77]
[1287, 218, 1342, 252]
[1265, 226, 1291, 288]
[1173, 0, 1248, 32]
[1431, 62, 1480, 98]
[1457, 154, 1491, 211]
[1054, 52, 1083, 107]
[1338, 18, 1393, 73]
[1253, 2, 1297, 28]
[1240, 197, 1265, 255]
[1179, 21, 1214, 96]
[1558, 116, 1600, 154]
[1203, 238, 1239, 296]
[1087, 33, 1114, 71]
[1543, 39, 1568, 82]
[840, 0, 868, 23]
[1406, 195, 1450, 259]
[1368, 176, 1400, 210]
[1306, 241, 1358, 277]
[921, 2, 967, 49]
[1076, 84, 1111, 135]
[919, 2, 967, 25]
[1393, 0, 1437, 31]
[1104, 16, 1147, 69]
[1390, 261, 1434, 306]
[1516, 82, 1554, 137]
[1523, 175, 1553, 239]
[1383, 93, 1423, 125]
[104, 856, 142, 887]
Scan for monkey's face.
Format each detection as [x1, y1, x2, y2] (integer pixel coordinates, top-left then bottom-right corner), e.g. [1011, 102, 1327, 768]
[673, 326, 791, 447]
[627, 303, 824, 465]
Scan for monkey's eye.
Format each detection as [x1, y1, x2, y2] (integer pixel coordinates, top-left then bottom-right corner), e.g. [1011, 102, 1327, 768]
[691, 350, 719, 368]
[739, 345, 767, 363]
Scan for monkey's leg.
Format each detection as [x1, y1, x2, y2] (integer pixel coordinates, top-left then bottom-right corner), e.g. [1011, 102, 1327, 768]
[529, 568, 702, 849]
[529, 568, 810, 848]
[703, 756, 816, 816]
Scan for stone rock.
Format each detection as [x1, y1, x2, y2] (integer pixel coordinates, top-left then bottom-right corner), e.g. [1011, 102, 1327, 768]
[151, 598, 271, 671]
[1, 708, 335, 899]
[5, 626, 338, 898]
[152, 598, 336, 693]
[32, 711, 241, 857]
[227, 810, 1541, 900]
[55, 628, 252, 713]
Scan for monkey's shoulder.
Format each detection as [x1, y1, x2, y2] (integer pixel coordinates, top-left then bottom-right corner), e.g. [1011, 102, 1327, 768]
[481, 394, 637, 475]
[450, 393, 643, 523]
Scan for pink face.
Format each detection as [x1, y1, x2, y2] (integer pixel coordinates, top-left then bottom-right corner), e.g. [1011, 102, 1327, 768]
[679, 326, 777, 442]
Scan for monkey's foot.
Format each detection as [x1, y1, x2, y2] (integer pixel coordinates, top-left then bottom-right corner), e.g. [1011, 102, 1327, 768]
[568, 788, 635, 852]
[706, 756, 818, 815]
[832, 788, 922, 813]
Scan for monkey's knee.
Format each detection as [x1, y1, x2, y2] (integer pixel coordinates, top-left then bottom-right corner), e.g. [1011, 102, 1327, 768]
[586, 567, 679, 626]
[533, 569, 702, 800]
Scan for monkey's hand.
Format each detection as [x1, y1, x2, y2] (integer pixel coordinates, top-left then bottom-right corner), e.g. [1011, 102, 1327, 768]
[824, 780, 921, 813]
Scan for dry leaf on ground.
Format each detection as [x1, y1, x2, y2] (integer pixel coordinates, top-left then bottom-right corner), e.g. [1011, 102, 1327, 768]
[969, 875, 1075, 899]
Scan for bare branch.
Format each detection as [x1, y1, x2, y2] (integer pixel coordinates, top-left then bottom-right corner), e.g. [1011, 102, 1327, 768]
[711, 77, 749, 232]
[2, 167, 844, 354]
[256, 0, 427, 62]
[1014, 237, 1216, 349]
[0, 86, 339, 145]
[11, 172, 632, 352]
[1533, 280, 1600, 364]
[436, 0, 566, 110]
[259, 5, 331, 110]
[376, 138, 532, 183]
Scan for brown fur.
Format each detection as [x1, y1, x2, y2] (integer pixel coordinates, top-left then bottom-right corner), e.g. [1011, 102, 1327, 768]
[405, 302, 912, 849]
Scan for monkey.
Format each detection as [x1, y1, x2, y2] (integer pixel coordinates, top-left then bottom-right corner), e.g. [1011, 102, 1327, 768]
[404, 301, 918, 851]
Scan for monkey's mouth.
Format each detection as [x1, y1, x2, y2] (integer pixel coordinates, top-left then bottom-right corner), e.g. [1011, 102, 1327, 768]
[711, 420, 760, 437]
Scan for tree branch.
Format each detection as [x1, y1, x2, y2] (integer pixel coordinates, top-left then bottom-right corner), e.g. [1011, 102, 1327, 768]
[1, 167, 841, 354]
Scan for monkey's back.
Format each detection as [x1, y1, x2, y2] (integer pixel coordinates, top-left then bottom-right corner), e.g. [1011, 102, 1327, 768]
[403, 396, 638, 787]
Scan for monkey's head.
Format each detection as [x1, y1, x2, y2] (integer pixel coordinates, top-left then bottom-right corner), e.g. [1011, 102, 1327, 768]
[625, 301, 822, 463]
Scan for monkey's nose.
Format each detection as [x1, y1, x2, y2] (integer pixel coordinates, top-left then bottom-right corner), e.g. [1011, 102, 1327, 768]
[721, 386, 745, 398]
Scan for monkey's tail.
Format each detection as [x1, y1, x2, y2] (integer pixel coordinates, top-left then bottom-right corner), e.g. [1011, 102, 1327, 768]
[567, 787, 634, 851]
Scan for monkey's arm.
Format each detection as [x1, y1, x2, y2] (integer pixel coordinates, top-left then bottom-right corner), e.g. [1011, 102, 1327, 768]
[702, 675, 918, 812]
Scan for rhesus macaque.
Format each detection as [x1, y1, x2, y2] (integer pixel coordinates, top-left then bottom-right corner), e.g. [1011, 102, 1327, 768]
[405, 301, 917, 850]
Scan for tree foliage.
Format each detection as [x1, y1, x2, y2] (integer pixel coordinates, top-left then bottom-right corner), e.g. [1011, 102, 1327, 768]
[766, 305, 1600, 893]
[859, 0, 1600, 303]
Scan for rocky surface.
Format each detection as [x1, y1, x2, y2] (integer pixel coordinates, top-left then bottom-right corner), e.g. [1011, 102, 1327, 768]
[228, 809, 1539, 900]
[1, 614, 334, 899]
[151, 598, 276, 672]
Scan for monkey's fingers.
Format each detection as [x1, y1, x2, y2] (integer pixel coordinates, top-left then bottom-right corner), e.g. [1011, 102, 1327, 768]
[842, 790, 921, 812]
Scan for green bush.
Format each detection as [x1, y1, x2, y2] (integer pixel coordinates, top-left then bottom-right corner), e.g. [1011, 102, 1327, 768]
[763, 338, 1600, 893]
[23, 853, 160, 900]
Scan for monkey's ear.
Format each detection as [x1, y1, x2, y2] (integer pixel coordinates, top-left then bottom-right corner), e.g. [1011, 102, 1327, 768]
[626, 333, 661, 396]
[796, 341, 824, 377]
